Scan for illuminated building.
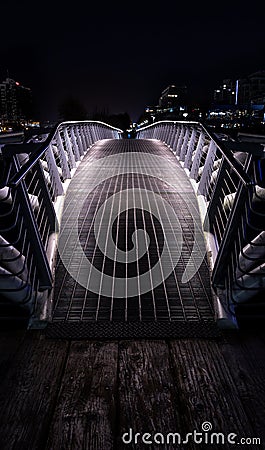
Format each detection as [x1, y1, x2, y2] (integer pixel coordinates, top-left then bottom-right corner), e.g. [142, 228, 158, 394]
[0, 77, 33, 127]
[237, 71, 265, 105]
[158, 84, 187, 110]
[213, 79, 236, 105]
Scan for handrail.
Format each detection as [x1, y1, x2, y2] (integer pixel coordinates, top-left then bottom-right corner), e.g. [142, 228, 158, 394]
[0, 119, 123, 322]
[137, 119, 265, 325]
[4, 120, 123, 189]
[136, 120, 257, 187]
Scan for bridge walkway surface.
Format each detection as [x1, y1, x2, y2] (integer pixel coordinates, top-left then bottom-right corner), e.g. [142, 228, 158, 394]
[0, 139, 265, 449]
[47, 138, 215, 339]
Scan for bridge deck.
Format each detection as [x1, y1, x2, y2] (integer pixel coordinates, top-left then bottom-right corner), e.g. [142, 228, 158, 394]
[47, 138, 216, 339]
[0, 139, 265, 449]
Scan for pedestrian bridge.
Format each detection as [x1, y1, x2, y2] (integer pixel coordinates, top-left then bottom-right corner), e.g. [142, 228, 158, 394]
[0, 120, 265, 334]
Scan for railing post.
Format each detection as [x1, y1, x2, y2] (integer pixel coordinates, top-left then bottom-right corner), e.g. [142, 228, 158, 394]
[184, 129, 197, 170]
[13, 155, 52, 290]
[157, 124, 162, 140]
[162, 124, 166, 142]
[84, 125, 91, 148]
[63, 128, 76, 169]
[171, 125, 181, 153]
[94, 125, 99, 142]
[34, 160, 58, 233]
[197, 140, 217, 196]
[55, 132, 71, 179]
[45, 144, 64, 197]
[205, 157, 229, 230]
[210, 152, 254, 286]
[211, 183, 250, 288]
[179, 127, 190, 162]
[88, 125, 94, 145]
[74, 126, 84, 156]
[175, 126, 185, 157]
[190, 132, 205, 180]
[168, 124, 173, 148]
[69, 127, 81, 161]
[164, 125, 170, 144]
[79, 125, 88, 153]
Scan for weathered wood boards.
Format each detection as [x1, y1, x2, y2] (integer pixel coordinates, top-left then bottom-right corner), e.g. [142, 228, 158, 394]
[46, 341, 118, 450]
[0, 332, 264, 449]
[0, 331, 69, 449]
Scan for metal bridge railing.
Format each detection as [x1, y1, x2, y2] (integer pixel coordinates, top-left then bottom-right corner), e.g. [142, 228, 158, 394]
[0, 121, 122, 324]
[137, 120, 265, 326]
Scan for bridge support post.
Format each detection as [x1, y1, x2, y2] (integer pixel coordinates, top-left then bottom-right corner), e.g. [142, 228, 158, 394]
[79, 125, 88, 153]
[69, 128, 81, 161]
[75, 126, 85, 156]
[184, 129, 197, 170]
[197, 140, 217, 196]
[46, 145, 64, 197]
[176, 126, 185, 157]
[171, 125, 181, 153]
[190, 132, 205, 180]
[13, 155, 53, 290]
[55, 133, 71, 179]
[179, 128, 190, 162]
[63, 128, 76, 169]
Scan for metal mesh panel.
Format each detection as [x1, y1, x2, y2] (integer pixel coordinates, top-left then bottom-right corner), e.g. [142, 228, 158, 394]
[51, 139, 215, 333]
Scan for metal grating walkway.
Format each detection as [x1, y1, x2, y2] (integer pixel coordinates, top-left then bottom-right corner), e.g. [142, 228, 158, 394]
[47, 139, 217, 338]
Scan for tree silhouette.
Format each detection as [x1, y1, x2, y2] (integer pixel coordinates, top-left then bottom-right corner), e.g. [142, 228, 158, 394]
[58, 96, 88, 121]
[92, 109, 131, 131]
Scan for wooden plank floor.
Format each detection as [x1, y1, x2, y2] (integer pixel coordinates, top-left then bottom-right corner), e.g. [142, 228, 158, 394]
[0, 330, 265, 449]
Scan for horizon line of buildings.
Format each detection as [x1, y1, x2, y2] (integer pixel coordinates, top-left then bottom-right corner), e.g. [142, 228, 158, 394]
[1, 70, 265, 132]
[213, 70, 265, 106]
[140, 70, 265, 128]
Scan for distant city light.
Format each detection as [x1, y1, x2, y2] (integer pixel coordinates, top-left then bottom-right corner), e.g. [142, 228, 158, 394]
[235, 79, 239, 105]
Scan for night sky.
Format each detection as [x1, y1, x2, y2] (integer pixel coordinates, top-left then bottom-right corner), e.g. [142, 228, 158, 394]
[1, 0, 264, 122]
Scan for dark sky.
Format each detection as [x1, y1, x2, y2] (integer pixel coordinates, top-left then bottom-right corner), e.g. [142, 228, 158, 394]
[1, 1, 264, 122]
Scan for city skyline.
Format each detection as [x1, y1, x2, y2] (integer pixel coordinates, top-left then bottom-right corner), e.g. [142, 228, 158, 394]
[1, 69, 264, 127]
[1, 0, 265, 122]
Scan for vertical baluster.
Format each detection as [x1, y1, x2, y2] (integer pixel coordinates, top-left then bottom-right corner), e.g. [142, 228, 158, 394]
[55, 132, 71, 179]
[13, 155, 52, 290]
[197, 140, 217, 196]
[69, 127, 81, 161]
[179, 127, 190, 162]
[190, 132, 205, 180]
[184, 129, 197, 170]
[75, 126, 85, 156]
[63, 127, 76, 169]
[175, 126, 185, 157]
[171, 124, 181, 153]
[45, 144, 64, 197]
